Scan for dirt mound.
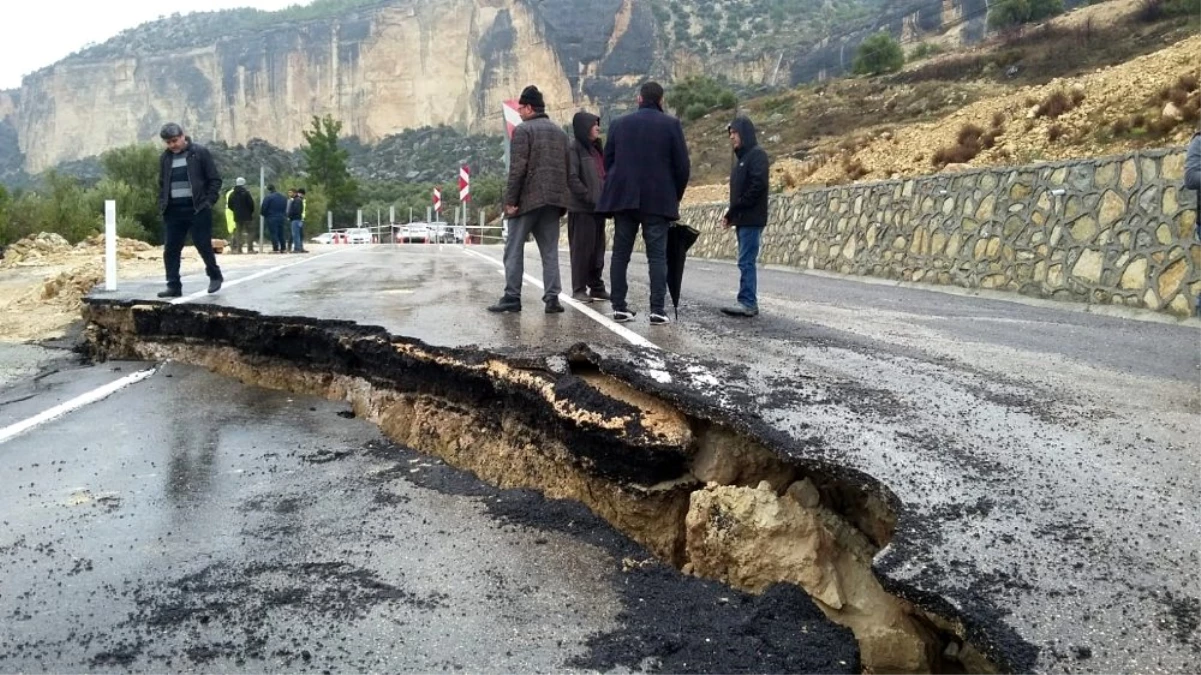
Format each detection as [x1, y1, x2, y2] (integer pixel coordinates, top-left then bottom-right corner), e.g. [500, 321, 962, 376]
[2, 232, 157, 268]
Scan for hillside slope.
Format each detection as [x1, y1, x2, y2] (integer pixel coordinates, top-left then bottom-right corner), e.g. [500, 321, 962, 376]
[682, 0, 1200, 204]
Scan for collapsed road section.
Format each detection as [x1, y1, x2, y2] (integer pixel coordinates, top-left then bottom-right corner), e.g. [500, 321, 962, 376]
[82, 299, 1037, 674]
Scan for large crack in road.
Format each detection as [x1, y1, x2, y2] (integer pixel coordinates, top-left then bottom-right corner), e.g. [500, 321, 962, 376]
[80, 298, 1041, 673]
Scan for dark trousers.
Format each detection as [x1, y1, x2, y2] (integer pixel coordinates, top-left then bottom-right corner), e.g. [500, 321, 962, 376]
[232, 220, 255, 253]
[267, 217, 287, 252]
[567, 212, 606, 294]
[610, 211, 668, 315]
[163, 206, 222, 290]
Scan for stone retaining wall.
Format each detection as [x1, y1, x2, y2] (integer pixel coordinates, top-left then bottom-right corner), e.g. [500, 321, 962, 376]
[677, 148, 1200, 316]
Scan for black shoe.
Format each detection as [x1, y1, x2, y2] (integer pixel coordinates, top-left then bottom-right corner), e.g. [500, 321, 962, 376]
[157, 287, 182, 298]
[589, 289, 610, 301]
[207, 278, 223, 294]
[487, 298, 522, 313]
[546, 299, 565, 314]
[721, 304, 759, 317]
[571, 291, 593, 303]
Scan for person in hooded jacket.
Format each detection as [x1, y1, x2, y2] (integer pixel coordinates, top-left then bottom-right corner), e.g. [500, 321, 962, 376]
[1186, 127, 1196, 240]
[225, 177, 256, 253]
[566, 111, 611, 303]
[721, 116, 770, 317]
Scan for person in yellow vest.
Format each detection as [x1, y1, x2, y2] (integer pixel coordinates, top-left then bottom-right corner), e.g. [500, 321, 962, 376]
[224, 177, 257, 253]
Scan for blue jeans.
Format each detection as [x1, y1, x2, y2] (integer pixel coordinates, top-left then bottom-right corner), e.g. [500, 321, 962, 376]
[291, 220, 305, 251]
[610, 212, 668, 315]
[267, 217, 286, 251]
[736, 226, 763, 309]
[163, 206, 221, 290]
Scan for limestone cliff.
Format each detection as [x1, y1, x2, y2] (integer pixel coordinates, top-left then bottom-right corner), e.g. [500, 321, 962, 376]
[9, 0, 1056, 173]
[16, 0, 654, 172]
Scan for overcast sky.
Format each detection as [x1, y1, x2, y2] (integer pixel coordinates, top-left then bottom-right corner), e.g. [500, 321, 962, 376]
[1, 1, 304, 90]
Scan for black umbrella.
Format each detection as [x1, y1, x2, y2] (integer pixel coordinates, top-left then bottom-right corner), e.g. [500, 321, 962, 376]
[666, 223, 700, 320]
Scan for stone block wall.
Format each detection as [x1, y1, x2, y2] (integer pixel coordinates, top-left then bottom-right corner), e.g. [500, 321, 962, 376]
[677, 148, 1200, 316]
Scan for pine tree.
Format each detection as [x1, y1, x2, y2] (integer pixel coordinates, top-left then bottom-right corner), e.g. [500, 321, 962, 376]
[301, 115, 359, 219]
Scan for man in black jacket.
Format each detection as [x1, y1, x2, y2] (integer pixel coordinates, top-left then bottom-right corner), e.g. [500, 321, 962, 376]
[566, 111, 610, 303]
[286, 189, 307, 253]
[1186, 130, 1200, 219]
[156, 122, 223, 297]
[721, 116, 770, 317]
[596, 82, 691, 326]
[260, 185, 289, 253]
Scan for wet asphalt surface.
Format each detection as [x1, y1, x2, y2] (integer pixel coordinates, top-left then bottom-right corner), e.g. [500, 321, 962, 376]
[0, 354, 854, 673]
[3, 242, 1199, 672]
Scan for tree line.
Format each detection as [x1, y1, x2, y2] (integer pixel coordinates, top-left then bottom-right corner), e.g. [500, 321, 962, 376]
[0, 115, 507, 249]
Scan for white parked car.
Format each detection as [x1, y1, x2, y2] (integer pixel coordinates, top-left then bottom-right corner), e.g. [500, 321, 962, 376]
[311, 231, 336, 245]
[346, 227, 374, 244]
[395, 223, 433, 243]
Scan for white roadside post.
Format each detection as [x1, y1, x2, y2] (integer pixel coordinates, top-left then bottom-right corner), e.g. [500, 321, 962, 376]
[104, 200, 117, 291]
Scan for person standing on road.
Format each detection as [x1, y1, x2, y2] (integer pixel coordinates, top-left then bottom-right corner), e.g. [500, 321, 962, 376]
[566, 111, 610, 304]
[287, 188, 307, 253]
[596, 82, 691, 326]
[487, 85, 570, 314]
[1186, 127, 1196, 240]
[156, 122, 223, 298]
[720, 116, 771, 318]
[261, 184, 288, 253]
[225, 177, 257, 254]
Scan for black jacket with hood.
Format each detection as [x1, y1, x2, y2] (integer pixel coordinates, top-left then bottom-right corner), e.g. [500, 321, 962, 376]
[724, 117, 770, 228]
[567, 112, 604, 213]
[158, 138, 222, 215]
[228, 185, 256, 222]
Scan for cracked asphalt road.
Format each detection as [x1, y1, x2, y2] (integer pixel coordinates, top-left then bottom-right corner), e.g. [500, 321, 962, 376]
[2, 242, 1198, 673]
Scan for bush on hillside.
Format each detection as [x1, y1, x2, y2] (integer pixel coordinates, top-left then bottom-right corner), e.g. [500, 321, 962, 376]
[668, 76, 739, 122]
[852, 32, 904, 76]
[988, 0, 1065, 33]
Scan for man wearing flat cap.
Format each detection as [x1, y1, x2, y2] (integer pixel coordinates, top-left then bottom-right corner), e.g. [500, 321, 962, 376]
[488, 85, 571, 314]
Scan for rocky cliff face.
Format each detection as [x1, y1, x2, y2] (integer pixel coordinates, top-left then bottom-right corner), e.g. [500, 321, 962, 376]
[16, 0, 659, 172]
[8, 0, 1045, 173]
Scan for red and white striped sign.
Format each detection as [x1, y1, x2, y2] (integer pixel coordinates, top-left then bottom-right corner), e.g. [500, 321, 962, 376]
[502, 100, 523, 139]
[459, 165, 470, 203]
[433, 186, 442, 213]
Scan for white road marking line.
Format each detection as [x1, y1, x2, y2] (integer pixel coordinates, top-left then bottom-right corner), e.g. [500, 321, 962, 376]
[0, 367, 158, 445]
[171, 250, 348, 304]
[461, 247, 658, 350]
[2, 250, 353, 443]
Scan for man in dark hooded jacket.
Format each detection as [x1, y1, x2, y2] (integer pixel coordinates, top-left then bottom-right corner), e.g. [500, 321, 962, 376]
[566, 111, 610, 303]
[721, 116, 770, 317]
[1186, 131, 1200, 224]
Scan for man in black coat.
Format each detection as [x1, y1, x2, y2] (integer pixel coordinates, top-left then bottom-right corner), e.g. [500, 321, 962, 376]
[721, 116, 770, 317]
[596, 82, 691, 326]
[156, 122, 223, 297]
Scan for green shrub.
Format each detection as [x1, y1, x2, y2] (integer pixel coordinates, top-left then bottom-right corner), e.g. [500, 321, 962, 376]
[668, 76, 739, 122]
[852, 32, 904, 76]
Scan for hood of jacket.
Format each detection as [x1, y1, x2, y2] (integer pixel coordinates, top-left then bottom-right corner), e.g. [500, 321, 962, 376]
[572, 112, 601, 151]
[729, 117, 759, 158]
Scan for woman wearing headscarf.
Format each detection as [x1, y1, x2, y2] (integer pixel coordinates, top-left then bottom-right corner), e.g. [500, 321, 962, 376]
[565, 111, 610, 303]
